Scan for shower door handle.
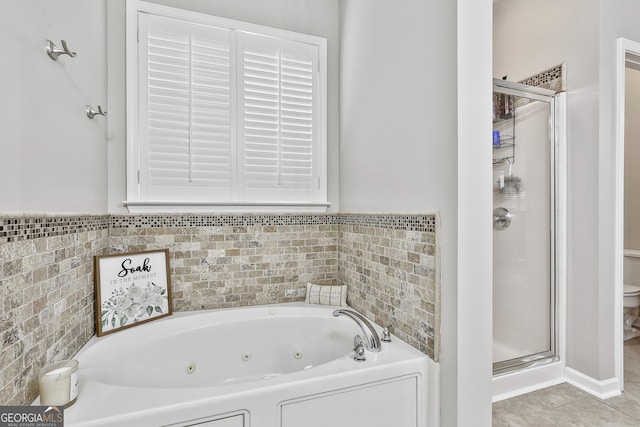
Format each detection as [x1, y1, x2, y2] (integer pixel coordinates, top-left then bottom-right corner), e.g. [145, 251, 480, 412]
[493, 207, 512, 230]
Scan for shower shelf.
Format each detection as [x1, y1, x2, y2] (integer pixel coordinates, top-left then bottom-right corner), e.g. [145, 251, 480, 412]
[493, 142, 515, 164]
[493, 139, 515, 147]
[492, 94, 516, 165]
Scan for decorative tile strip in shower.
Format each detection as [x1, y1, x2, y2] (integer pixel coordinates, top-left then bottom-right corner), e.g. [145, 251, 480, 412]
[519, 63, 566, 93]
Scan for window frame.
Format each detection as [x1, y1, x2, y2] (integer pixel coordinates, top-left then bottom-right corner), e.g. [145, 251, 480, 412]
[124, 0, 328, 213]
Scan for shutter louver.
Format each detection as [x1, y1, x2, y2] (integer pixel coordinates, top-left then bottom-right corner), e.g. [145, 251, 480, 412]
[239, 34, 318, 201]
[141, 14, 232, 201]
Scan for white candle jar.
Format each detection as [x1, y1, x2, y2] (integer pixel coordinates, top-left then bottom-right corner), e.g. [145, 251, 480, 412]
[38, 359, 79, 407]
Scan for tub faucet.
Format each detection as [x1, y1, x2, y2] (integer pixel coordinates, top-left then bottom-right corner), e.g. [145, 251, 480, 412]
[333, 309, 382, 352]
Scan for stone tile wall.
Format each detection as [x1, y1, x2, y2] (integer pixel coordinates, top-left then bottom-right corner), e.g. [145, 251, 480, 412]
[0, 213, 439, 405]
[338, 215, 440, 360]
[108, 215, 339, 311]
[0, 216, 110, 405]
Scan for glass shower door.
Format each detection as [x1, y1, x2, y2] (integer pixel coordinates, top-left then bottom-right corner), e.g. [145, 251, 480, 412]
[492, 79, 558, 375]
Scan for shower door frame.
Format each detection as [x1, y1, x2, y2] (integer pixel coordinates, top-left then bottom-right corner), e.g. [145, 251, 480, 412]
[492, 79, 562, 377]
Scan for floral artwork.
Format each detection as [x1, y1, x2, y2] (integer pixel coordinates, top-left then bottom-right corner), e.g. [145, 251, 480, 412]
[100, 282, 168, 329]
[94, 249, 172, 336]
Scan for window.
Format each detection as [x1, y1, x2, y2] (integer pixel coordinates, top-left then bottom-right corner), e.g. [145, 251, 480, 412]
[124, 1, 328, 212]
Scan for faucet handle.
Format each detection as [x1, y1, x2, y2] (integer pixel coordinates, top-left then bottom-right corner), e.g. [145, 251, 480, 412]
[381, 326, 392, 342]
[353, 335, 366, 362]
[353, 334, 363, 349]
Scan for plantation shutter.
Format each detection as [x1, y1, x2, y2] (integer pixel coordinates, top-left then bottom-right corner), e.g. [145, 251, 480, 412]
[237, 33, 320, 202]
[138, 13, 233, 201]
[127, 4, 327, 210]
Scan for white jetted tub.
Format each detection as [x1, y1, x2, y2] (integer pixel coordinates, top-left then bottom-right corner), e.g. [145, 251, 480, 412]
[63, 303, 428, 427]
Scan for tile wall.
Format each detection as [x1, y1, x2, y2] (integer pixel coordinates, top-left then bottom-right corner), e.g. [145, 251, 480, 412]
[0, 216, 110, 405]
[338, 214, 439, 360]
[108, 215, 340, 311]
[0, 213, 439, 405]
[519, 63, 566, 93]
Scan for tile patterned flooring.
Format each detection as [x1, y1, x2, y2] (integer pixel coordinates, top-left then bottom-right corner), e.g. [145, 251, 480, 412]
[493, 339, 640, 426]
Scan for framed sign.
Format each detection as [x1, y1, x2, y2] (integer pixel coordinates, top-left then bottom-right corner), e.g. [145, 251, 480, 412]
[94, 249, 172, 336]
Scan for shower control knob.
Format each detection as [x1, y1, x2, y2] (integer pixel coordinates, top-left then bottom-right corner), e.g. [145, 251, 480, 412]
[493, 207, 512, 230]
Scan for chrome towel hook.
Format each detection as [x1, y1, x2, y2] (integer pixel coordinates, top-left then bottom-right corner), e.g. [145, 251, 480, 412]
[46, 39, 77, 60]
[86, 105, 107, 119]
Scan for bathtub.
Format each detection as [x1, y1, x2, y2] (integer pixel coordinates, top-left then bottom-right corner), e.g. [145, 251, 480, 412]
[63, 303, 429, 427]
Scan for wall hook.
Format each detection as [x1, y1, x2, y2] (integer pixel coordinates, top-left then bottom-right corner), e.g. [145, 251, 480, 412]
[46, 39, 77, 60]
[86, 105, 107, 119]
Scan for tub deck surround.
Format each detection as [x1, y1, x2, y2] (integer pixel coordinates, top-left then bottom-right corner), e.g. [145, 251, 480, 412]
[0, 212, 439, 406]
[61, 303, 429, 427]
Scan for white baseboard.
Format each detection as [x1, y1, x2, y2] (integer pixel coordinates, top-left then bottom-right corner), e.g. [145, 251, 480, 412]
[492, 361, 565, 402]
[565, 367, 622, 399]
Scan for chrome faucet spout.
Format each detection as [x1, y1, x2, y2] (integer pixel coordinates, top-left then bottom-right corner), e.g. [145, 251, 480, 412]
[333, 309, 382, 352]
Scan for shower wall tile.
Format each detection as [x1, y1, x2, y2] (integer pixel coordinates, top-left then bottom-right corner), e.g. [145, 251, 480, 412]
[0, 212, 440, 405]
[519, 63, 566, 93]
[0, 222, 109, 406]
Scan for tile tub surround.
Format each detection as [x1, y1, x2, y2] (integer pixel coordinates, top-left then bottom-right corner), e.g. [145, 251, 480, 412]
[338, 216, 439, 361]
[0, 216, 110, 406]
[0, 212, 439, 405]
[108, 215, 341, 311]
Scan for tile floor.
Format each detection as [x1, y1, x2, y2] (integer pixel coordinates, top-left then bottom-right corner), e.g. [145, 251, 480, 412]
[492, 338, 640, 426]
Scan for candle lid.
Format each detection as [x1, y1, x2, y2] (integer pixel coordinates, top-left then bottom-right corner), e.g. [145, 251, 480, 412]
[40, 359, 78, 377]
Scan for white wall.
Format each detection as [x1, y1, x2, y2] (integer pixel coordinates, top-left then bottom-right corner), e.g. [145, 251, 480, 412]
[0, 0, 108, 214]
[106, 0, 340, 213]
[340, 0, 493, 425]
[339, 0, 457, 214]
[493, 0, 606, 379]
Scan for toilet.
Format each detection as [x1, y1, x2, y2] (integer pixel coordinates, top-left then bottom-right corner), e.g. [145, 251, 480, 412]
[624, 284, 640, 340]
[624, 250, 640, 340]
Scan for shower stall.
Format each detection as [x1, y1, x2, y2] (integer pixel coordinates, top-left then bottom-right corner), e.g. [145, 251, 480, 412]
[492, 78, 565, 395]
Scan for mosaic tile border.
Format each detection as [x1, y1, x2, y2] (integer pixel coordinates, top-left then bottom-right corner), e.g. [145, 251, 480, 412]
[337, 213, 436, 233]
[0, 213, 437, 243]
[0, 216, 109, 243]
[109, 214, 436, 232]
[519, 63, 565, 93]
[109, 214, 339, 229]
